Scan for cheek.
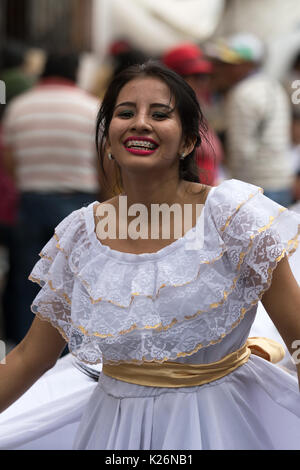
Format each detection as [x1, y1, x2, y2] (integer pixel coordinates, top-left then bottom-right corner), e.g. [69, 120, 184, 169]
[107, 122, 122, 148]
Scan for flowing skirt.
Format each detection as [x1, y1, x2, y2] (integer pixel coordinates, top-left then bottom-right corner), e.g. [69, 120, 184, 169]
[73, 355, 300, 450]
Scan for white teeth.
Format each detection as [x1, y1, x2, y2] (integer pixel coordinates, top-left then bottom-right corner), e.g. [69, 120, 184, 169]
[126, 140, 157, 149]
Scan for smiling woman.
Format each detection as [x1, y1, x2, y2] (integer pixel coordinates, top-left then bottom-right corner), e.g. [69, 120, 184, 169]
[106, 77, 187, 171]
[1, 61, 300, 451]
[96, 61, 206, 192]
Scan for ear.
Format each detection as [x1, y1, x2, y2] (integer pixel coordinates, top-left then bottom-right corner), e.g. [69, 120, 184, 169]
[180, 136, 197, 157]
[105, 137, 112, 155]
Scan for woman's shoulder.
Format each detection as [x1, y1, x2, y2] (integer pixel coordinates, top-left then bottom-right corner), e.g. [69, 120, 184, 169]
[94, 195, 119, 209]
[181, 181, 212, 206]
[207, 179, 263, 208]
[205, 179, 266, 235]
[208, 179, 300, 249]
[184, 178, 262, 206]
[49, 202, 98, 253]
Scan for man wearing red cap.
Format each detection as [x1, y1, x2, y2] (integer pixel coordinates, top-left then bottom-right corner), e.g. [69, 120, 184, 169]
[162, 43, 223, 186]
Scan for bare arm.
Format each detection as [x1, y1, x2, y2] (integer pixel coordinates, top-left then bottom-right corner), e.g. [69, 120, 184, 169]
[261, 256, 300, 388]
[0, 317, 67, 413]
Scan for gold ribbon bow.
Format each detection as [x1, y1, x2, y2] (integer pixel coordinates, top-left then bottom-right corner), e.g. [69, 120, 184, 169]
[102, 337, 285, 388]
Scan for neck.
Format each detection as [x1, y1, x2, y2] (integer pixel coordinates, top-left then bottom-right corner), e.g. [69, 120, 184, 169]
[120, 170, 184, 209]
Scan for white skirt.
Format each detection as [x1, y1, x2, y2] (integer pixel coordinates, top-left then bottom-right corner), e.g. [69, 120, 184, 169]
[0, 351, 299, 450]
[0, 354, 97, 450]
[73, 355, 300, 450]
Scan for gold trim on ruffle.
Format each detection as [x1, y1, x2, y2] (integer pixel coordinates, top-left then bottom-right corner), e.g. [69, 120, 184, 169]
[49, 198, 287, 309]
[29, 275, 72, 305]
[35, 188, 264, 308]
[33, 310, 70, 344]
[36, 230, 227, 310]
[31, 250, 290, 367]
[29, 275, 44, 286]
[39, 253, 53, 262]
[31, 226, 299, 366]
[28, 198, 300, 346]
[29, 216, 300, 341]
[87, 248, 227, 306]
[37, 188, 263, 300]
[220, 188, 264, 233]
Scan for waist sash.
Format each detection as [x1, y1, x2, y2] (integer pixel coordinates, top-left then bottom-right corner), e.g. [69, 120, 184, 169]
[102, 337, 285, 388]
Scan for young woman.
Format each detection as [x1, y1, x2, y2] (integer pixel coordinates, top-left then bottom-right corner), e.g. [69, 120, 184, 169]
[1, 62, 300, 450]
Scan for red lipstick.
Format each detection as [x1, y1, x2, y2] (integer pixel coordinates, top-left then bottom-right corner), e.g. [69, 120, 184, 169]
[123, 136, 159, 156]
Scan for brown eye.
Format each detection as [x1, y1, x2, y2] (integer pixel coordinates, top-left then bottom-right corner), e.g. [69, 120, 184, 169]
[117, 110, 134, 118]
[152, 112, 168, 120]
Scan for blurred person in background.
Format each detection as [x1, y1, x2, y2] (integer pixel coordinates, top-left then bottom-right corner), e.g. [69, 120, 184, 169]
[162, 43, 224, 186]
[290, 108, 300, 201]
[283, 49, 300, 100]
[109, 40, 150, 79]
[283, 48, 300, 202]
[207, 33, 294, 206]
[0, 40, 36, 118]
[1, 52, 102, 344]
[0, 125, 19, 349]
[90, 40, 150, 101]
[0, 40, 36, 348]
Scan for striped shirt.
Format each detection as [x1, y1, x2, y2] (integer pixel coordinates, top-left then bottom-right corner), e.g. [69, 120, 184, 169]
[225, 73, 294, 191]
[2, 79, 101, 193]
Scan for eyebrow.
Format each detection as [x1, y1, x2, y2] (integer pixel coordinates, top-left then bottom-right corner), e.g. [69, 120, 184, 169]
[114, 102, 173, 111]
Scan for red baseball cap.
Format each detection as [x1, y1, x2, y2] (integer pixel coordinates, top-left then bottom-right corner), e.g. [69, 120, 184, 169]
[162, 43, 213, 76]
[109, 40, 131, 56]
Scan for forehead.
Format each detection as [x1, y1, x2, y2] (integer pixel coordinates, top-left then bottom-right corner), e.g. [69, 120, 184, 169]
[116, 76, 174, 105]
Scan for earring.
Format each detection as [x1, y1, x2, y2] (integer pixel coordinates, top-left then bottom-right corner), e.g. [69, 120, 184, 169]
[180, 152, 185, 160]
[108, 152, 114, 161]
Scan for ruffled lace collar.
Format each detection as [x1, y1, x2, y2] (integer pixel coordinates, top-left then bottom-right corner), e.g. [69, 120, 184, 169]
[84, 186, 217, 263]
[29, 178, 300, 364]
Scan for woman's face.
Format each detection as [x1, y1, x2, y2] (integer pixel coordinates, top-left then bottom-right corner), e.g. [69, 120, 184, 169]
[106, 76, 190, 175]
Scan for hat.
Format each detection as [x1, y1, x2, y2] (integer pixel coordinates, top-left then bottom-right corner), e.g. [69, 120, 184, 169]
[162, 43, 213, 76]
[206, 33, 264, 64]
[109, 40, 131, 56]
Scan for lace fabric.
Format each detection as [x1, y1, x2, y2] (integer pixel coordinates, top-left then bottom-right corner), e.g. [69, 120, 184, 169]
[29, 179, 300, 365]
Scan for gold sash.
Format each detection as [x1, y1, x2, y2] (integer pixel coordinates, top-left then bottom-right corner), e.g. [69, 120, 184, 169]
[102, 337, 285, 388]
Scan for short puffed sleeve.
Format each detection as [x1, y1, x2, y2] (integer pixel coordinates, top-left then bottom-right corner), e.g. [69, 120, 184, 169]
[210, 179, 300, 308]
[29, 208, 91, 354]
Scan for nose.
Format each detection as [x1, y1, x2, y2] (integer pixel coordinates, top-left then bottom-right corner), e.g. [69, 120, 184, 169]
[130, 111, 152, 132]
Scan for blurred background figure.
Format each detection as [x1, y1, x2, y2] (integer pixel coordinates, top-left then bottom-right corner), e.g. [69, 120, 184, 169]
[207, 33, 294, 206]
[162, 43, 224, 186]
[1, 51, 101, 344]
[0, 40, 36, 347]
[283, 48, 300, 203]
[90, 39, 150, 100]
[290, 107, 300, 202]
[109, 39, 150, 79]
[283, 49, 300, 97]
[0, 40, 36, 116]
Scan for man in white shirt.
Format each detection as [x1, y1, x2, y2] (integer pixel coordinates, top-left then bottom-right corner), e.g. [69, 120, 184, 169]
[207, 33, 294, 207]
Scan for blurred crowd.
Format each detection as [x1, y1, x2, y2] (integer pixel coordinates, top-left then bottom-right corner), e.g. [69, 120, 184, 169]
[0, 32, 300, 349]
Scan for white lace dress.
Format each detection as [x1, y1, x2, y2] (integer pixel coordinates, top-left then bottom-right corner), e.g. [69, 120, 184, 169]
[27, 179, 300, 450]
